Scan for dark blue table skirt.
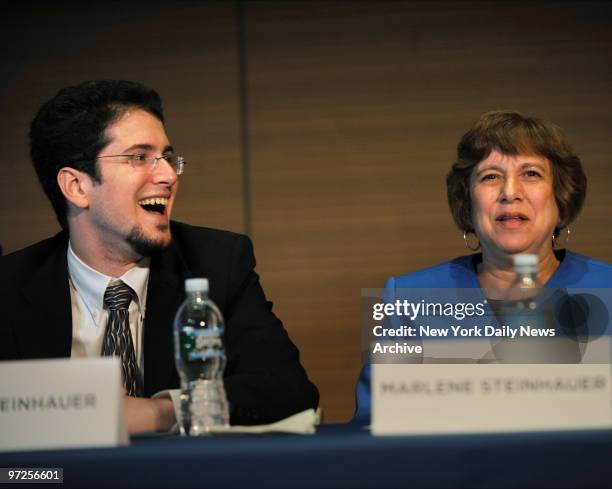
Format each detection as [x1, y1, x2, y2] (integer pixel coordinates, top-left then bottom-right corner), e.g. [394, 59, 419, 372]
[1, 424, 611, 488]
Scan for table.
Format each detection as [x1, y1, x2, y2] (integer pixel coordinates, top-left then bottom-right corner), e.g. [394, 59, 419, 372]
[1, 424, 611, 488]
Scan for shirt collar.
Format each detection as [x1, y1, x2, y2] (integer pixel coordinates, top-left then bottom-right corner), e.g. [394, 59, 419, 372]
[67, 242, 150, 320]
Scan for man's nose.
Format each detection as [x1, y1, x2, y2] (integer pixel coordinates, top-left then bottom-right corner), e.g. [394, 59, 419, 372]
[152, 158, 178, 186]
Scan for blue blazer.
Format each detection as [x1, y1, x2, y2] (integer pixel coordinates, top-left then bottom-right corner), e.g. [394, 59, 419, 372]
[354, 249, 612, 423]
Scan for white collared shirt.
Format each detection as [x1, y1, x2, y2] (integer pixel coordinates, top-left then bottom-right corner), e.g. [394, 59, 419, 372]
[67, 242, 150, 371]
[67, 244, 181, 427]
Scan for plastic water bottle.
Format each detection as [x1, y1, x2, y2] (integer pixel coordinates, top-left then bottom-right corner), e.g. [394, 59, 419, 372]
[174, 278, 230, 435]
[510, 253, 540, 293]
[490, 255, 540, 361]
[492, 254, 578, 362]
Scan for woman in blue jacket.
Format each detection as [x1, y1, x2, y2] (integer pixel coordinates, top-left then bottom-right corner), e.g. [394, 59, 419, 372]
[354, 110, 612, 423]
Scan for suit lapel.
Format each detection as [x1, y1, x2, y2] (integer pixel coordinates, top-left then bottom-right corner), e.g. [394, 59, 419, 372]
[143, 241, 189, 396]
[18, 232, 72, 359]
[14, 229, 189, 392]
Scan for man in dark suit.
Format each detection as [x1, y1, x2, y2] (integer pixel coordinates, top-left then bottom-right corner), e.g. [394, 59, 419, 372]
[0, 80, 318, 433]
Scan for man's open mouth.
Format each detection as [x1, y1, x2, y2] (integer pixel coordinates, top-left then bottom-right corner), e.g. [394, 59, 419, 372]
[138, 197, 168, 215]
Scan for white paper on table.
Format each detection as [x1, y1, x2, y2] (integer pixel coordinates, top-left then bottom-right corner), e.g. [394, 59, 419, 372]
[209, 408, 318, 435]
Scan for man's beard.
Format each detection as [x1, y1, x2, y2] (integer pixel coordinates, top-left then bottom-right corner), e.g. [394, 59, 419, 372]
[126, 224, 171, 257]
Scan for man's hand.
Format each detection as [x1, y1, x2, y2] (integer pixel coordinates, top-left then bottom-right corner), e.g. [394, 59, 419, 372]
[123, 396, 176, 434]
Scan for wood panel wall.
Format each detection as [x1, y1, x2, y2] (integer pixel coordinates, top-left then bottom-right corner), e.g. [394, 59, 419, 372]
[2, 1, 611, 422]
[244, 0, 612, 421]
[0, 1, 244, 252]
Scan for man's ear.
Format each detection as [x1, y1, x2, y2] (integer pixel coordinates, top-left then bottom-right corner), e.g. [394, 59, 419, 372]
[57, 167, 90, 209]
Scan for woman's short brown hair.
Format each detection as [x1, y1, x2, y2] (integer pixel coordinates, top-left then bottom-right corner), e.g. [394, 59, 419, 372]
[446, 110, 587, 236]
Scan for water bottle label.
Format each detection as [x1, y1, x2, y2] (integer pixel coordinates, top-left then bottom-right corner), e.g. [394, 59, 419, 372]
[180, 328, 224, 361]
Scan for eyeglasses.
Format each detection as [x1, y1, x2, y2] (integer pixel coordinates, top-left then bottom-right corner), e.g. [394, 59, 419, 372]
[96, 153, 186, 175]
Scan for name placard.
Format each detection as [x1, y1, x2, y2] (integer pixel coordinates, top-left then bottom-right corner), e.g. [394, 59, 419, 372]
[0, 357, 128, 452]
[372, 364, 612, 435]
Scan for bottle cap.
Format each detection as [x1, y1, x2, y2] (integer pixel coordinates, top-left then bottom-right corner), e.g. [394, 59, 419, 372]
[185, 278, 209, 293]
[513, 254, 538, 267]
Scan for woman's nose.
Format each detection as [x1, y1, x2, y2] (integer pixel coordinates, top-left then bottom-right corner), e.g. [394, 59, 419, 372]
[499, 176, 523, 202]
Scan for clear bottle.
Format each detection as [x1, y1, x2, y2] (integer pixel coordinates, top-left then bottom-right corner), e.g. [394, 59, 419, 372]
[493, 254, 578, 362]
[493, 254, 543, 362]
[510, 254, 541, 297]
[174, 278, 230, 435]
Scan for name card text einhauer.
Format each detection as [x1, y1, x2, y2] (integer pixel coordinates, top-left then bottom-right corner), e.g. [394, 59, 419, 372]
[0, 357, 127, 452]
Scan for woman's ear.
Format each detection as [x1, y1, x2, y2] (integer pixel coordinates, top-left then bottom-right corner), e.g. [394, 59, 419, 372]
[57, 167, 90, 209]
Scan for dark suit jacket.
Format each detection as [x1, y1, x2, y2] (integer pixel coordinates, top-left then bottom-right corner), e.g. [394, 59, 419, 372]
[0, 221, 319, 425]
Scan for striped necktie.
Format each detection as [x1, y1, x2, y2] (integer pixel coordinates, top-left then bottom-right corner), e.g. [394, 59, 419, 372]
[101, 280, 140, 396]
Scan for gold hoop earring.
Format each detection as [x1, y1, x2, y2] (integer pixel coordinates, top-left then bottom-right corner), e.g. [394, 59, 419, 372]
[553, 226, 571, 248]
[463, 231, 480, 251]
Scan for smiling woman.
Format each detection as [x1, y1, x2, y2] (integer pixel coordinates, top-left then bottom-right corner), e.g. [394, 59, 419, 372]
[471, 151, 559, 258]
[353, 110, 612, 423]
[446, 111, 588, 288]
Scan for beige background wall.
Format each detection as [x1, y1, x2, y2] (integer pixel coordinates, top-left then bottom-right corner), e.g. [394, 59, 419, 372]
[2, 1, 611, 422]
